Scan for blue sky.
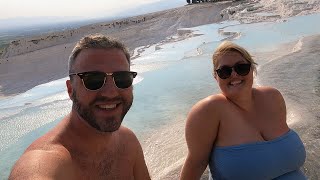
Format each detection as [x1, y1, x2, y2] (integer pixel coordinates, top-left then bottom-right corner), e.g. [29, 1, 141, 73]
[1, 0, 186, 20]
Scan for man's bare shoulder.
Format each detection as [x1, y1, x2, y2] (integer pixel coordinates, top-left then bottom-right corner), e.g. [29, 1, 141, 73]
[117, 126, 143, 160]
[118, 126, 140, 145]
[9, 144, 73, 180]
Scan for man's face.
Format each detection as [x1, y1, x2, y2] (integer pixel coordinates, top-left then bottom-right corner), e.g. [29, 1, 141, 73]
[67, 48, 133, 132]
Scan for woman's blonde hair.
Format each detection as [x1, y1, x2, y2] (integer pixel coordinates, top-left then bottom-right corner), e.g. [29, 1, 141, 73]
[212, 41, 257, 76]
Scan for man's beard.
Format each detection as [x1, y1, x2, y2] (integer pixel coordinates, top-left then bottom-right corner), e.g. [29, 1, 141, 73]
[71, 90, 133, 132]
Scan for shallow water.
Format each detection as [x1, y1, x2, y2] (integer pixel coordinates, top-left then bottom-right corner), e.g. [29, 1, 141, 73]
[1, 13, 320, 179]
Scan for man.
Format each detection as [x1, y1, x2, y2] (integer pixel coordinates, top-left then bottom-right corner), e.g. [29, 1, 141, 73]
[9, 34, 151, 179]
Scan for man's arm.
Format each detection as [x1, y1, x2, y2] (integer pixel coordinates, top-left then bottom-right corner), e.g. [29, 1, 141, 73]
[9, 149, 73, 180]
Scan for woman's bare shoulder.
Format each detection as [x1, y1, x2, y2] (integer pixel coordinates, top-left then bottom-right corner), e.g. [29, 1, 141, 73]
[194, 94, 228, 110]
[187, 94, 227, 126]
[256, 86, 282, 94]
[255, 86, 284, 102]
[255, 86, 286, 119]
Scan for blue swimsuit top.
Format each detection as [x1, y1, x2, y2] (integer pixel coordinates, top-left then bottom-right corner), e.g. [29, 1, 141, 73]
[209, 129, 306, 180]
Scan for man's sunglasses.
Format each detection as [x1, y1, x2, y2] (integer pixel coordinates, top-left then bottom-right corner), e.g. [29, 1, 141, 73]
[215, 63, 251, 79]
[69, 71, 137, 90]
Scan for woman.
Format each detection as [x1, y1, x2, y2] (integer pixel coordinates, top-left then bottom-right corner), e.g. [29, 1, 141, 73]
[180, 41, 306, 179]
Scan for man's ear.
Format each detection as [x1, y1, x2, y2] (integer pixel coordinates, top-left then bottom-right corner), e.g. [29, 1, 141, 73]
[66, 80, 73, 100]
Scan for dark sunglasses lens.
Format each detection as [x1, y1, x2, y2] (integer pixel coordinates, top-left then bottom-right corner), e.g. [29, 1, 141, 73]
[217, 66, 232, 79]
[82, 72, 105, 90]
[113, 72, 134, 89]
[235, 64, 251, 76]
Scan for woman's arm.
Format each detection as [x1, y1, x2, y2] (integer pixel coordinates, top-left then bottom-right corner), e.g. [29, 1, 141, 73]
[180, 97, 220, 180]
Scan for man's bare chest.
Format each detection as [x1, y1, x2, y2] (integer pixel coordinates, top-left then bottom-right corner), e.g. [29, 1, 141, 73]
[71, 148, 134, 179]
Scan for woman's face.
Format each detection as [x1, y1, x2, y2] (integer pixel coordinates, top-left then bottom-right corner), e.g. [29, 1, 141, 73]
[214, 51, 254, 99]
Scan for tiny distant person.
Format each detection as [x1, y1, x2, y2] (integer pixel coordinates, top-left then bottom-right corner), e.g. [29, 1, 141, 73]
[180, 41, 306, 179]
[9, 34, 151, 179]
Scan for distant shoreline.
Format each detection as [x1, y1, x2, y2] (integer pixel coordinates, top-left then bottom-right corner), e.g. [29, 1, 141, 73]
[2, 0, 320, 98]
[0, 1, 238, 98]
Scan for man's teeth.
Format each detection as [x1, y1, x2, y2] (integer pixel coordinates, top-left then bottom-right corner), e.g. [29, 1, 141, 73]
[230, 80, 242, 85]
[99, 104, 117, 109]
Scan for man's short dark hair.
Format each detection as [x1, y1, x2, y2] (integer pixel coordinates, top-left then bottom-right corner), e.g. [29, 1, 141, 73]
[68, 34, 130, 73]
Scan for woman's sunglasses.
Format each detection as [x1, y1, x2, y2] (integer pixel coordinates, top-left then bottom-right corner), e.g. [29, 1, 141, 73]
[69, 71, 137, 90]
[215, 63, 251, 79]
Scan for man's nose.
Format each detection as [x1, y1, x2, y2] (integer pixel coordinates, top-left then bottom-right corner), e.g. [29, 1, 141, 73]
[99, 76, 119, 97]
